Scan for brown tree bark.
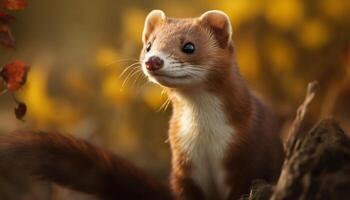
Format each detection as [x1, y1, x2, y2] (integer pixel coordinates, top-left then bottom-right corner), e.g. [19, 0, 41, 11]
[244, 82, 350, 200]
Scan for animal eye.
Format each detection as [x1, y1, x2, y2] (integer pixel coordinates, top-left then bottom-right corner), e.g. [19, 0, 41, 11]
[182, 42, 195, 54]
[146, 42, 152, 52]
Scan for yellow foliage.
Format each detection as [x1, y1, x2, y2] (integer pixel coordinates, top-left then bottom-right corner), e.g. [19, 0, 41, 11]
[265, 36, 296, 72]
[52, 100, 81, 130]
[101, 74, 132, 106]
[160, 2, 197, 17]
[19, 68, 54, 127]
[115, 122, 139, 152]
[1, 2, 349, 191]
[142, 85, 167, 110]
[123, 9, 146, 42]
[265, 0, 304, 30]
[19, 67, 80, 129]
[320, 0, 350, 20]
[96, 48, 120, 71]
[299, 19, 331, 49]
[282, 76, 305, 100]
[217, 0, 262, 27]
[236, 38, 260, 79]
[64, 69, 94, 97]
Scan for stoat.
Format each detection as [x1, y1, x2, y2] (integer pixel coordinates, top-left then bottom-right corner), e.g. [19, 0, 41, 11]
[140, 10, 284, 200]
[0, 10, 284, 200]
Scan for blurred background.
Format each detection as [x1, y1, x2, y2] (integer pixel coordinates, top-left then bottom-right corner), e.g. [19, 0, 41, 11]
[0, 0, 349, 199]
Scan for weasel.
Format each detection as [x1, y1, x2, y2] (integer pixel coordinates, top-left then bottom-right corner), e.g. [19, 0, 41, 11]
[0, 10, 284, 200]
[140, 10, 284, 199]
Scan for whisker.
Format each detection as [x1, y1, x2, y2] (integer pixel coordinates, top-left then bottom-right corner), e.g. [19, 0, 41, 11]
[157, 96, 171, 112]
[167, 52, 176, 59]
[136, 80, 151, 95]
[188, 72, 205, 81]
[161, 89, 167, 96]
[135, 75, 148, 88]
[105, 58, 139, 67]
[119, 62, 141, 78]
[124, 67, 142, 83]
[158, 65, 210, 74]
[187, 64, 216, 68]
[121, 68, 142, 90]
[170, 61, 185, 65]
[163, 98, 172, 111]
[131, 72, 145, 88]
[186, 65, 219, 72]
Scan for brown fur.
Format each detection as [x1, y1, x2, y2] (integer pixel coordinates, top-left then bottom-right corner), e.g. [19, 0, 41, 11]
[140, 10, 285, 199]
[0, 10, 284, 200]
[0, 131, 172, 200]
[167, 69, 284, 199]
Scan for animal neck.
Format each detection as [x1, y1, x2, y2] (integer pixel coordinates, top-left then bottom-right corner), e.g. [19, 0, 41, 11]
[165, 68, 252, 199]
[167, 66, 252, 129]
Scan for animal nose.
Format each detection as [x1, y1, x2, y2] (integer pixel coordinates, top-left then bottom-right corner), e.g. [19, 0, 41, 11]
[145, 56, 164, 71]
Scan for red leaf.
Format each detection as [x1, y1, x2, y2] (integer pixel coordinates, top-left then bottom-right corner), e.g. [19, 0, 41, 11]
[0, 60, 30, 91]
[0, 23, 15, 49]
[3, 0, 27, 10]
[14, 100, 26, 120]
[0, 12, 15, 24]
[0, 12, 16, 49]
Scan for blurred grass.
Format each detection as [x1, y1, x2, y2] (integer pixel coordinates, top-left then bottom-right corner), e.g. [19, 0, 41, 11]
[0, 0, 349, 199]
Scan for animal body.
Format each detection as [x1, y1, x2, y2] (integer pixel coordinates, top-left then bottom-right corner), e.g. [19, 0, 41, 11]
[0, 10, 284, 200]
[140, 10, 284, 199]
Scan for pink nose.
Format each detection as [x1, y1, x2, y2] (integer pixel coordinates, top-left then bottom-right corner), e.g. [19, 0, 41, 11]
[145, 56, 164, 71]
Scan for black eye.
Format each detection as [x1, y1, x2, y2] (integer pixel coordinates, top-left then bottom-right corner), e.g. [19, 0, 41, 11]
[146, 42, 152, 52]
[182, 42, 195, 54]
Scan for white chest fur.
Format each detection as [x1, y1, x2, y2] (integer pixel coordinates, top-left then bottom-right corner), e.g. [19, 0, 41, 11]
[175, 91, 234, 199]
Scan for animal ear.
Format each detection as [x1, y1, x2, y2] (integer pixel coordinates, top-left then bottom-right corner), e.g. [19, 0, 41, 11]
[142, 10, 166, 43]
[199, 10, 232, 48]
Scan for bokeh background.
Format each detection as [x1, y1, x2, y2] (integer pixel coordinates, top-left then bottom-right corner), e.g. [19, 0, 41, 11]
[0, 0, 349, 199]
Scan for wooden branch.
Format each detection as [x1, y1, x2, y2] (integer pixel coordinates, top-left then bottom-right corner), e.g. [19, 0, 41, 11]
[243, 81, 350, 200]
[272, 119, 350, 200]
[284, 81, 319, 156]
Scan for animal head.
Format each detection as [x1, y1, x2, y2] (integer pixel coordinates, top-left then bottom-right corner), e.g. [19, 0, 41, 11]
[140, 10, 234, 89]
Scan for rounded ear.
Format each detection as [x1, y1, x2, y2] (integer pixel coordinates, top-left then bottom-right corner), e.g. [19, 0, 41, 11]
[142, 10, 166, 43]
[199, 10, 232, 48]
